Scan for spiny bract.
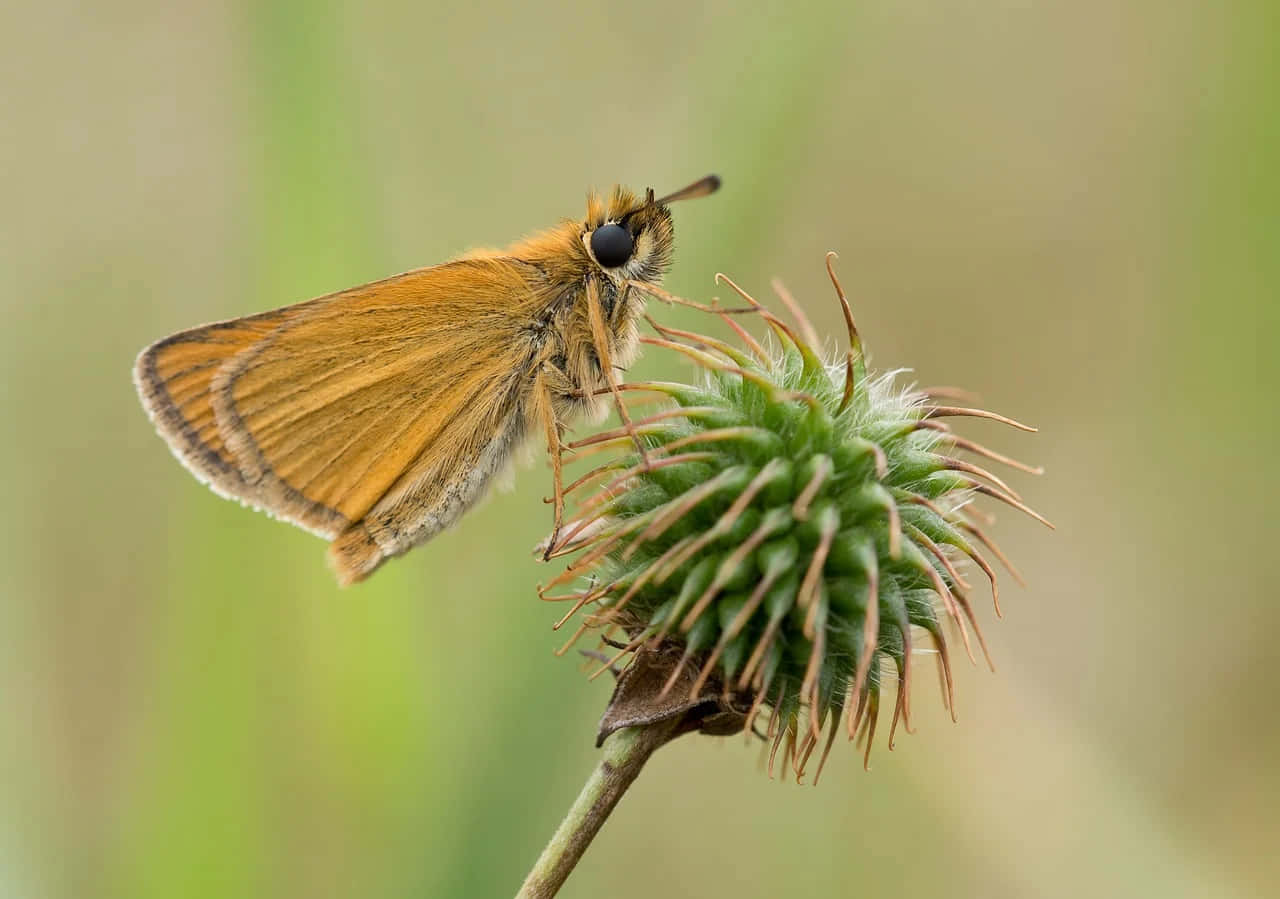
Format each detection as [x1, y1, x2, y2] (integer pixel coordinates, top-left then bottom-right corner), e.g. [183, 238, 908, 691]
[541, 256, 1048, 783]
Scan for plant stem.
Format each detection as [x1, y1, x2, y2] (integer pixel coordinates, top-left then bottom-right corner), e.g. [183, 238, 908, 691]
[516, 720, 678, 898]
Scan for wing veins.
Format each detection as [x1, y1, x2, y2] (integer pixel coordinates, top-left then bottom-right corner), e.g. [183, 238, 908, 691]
[285, 387, 425, 494]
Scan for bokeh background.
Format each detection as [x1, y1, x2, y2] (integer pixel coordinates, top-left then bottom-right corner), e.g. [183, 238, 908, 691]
[3, 1, 1276, 897]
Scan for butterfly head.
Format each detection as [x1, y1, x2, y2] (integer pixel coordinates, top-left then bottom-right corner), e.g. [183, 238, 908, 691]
[583, 174, 720, 284]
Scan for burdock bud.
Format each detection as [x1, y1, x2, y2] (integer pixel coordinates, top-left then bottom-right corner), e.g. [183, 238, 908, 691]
[540, 255, 1049, 783]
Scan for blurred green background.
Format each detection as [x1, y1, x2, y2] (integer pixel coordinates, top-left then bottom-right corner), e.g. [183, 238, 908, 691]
[3, 1, 1276, 897]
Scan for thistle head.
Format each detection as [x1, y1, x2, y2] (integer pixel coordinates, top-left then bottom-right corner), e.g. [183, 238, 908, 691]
[540, 255, 1049, 783]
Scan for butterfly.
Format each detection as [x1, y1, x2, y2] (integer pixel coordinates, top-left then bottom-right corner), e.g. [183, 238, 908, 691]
[134, 175, 721, 584]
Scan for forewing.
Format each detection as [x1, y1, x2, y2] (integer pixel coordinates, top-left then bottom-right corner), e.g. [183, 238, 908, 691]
[135, 304, 309, 505]
[136, 258, 544, 538]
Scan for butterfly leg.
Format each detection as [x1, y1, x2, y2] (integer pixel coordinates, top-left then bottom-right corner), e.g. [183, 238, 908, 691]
[584, 276, 651, 469]
[534, 368, 567, 560]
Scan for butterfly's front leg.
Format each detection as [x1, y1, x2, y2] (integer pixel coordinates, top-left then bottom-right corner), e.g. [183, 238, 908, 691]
[584, 276, 651, 471]
[534, 364, 569, 561]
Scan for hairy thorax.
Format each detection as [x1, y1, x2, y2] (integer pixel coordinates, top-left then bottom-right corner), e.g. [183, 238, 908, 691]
[537, 272, 644, 426]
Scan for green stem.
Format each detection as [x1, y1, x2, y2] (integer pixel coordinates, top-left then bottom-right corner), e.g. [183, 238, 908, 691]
[516, 721, 678, 898]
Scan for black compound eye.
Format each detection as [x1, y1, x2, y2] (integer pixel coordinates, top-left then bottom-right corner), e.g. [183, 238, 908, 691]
[590, 223, 634, 268]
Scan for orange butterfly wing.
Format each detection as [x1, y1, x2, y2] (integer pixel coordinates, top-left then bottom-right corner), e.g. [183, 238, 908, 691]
[135, 258, 549, 570]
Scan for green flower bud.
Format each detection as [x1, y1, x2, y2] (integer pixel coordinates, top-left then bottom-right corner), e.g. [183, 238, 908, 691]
[541, 255, 1049, 784]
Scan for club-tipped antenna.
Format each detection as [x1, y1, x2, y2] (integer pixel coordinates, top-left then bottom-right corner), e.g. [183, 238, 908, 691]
[655, 174, 722, 206]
